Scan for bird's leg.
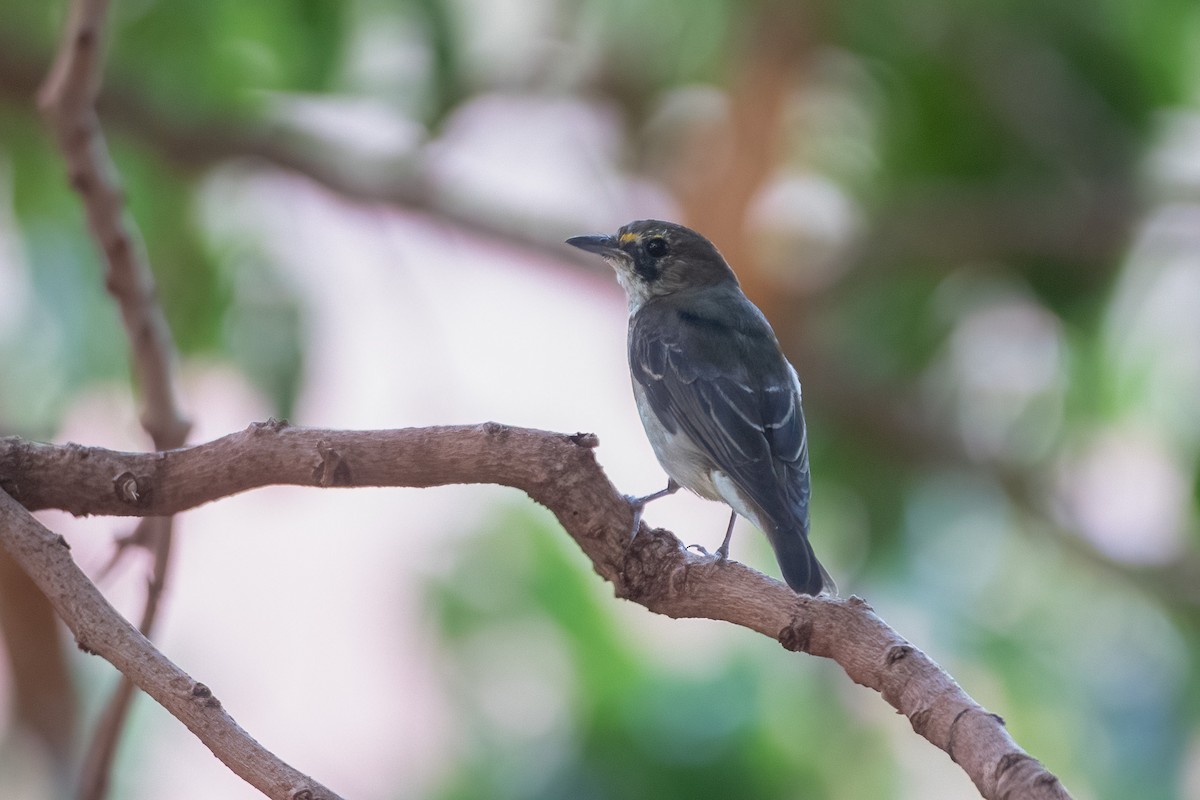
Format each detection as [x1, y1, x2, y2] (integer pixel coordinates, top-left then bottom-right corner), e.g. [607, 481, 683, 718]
[715, 510, 737, 560]
[686, 510, 738, 558]
[625, 479, 679, 542]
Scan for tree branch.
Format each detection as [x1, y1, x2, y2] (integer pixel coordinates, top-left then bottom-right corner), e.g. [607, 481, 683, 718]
[38, 2, 193, 794]
[1, 422, 1072, 800]
[38, 0, 190, 451]
[78, 516, 176, 800]
[0, 488, 343, 800]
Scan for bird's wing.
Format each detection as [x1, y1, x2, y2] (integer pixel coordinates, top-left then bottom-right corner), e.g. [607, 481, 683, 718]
[629, 293, 811, 530]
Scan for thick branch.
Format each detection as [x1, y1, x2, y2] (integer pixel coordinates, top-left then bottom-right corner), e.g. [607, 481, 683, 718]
[0, 489, 342, 800]
[1, 422, 1071, 800]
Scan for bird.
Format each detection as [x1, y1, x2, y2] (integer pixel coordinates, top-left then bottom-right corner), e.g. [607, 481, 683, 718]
[567, 219, 833, 596]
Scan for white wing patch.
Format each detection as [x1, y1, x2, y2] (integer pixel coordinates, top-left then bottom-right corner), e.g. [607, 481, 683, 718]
[711, 470, 769, 533]
[764, 400, 795, 430]
[709, 380, 765, 432]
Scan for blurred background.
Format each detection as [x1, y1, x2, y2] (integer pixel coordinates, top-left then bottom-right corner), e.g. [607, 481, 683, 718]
[1, 1, 1199, 798]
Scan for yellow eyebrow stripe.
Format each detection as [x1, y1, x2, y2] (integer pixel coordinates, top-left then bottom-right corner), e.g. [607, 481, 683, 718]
[618, 232, 639, 245]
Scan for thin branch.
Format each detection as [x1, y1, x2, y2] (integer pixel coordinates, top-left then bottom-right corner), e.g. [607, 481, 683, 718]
[0, 488, 343, 800]
[38, 2, 192, 794]
[1, 422, 1073, 800]
[38, 0, 190, 449]
[0, 550, 76, 767]
[79, 516, 175, 800]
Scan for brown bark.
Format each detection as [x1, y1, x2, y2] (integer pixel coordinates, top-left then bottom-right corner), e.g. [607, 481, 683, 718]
[0, 423, 1072, 800]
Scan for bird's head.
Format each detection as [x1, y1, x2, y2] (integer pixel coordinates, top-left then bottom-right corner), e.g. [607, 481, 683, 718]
[567, 220, 736, 310]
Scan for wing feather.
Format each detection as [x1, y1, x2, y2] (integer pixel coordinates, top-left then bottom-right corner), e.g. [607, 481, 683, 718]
[629, 292, 811, 531]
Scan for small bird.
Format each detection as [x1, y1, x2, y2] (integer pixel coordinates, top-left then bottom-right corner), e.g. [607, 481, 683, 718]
[567, 220, 833, 595]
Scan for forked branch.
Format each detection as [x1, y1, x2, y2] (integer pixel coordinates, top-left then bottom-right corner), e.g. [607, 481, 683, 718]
[0, 423, 1072, 800]
[38, 1, 192, 794]
[0, 488, 342, 800]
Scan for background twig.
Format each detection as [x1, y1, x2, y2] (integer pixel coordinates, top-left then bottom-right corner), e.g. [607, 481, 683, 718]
[0, 488, 342, 800]
[38, 1, 192, 795]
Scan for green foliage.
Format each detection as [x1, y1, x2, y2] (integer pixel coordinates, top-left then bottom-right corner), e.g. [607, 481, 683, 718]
[108, 0, 346, 119]
[109, 138, 231, 354]
[426, 506, 898, 800]
[0, 114, 125, 433]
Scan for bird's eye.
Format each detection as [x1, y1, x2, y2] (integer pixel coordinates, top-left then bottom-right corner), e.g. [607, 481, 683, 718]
[645, 237, 669, 258]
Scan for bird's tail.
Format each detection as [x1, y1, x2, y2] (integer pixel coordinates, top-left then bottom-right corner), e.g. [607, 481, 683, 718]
[766, 526, 835, 597]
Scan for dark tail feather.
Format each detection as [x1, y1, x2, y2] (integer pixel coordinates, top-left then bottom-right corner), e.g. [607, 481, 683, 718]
[767, 527, 834, 596]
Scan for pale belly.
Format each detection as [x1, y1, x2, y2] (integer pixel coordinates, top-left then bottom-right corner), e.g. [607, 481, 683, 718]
[632, 382, 769, 532]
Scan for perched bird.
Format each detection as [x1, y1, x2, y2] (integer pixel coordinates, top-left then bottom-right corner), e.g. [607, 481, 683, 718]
[567, 220, 833, 595]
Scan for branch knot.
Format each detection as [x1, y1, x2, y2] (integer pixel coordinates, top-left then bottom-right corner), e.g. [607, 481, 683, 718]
[113, 471, 142, 504]
[615, 529, 688, 604]
[568, 431, 599, 449]
[313, 441, 351, 487]
[779, 618, 815, 652]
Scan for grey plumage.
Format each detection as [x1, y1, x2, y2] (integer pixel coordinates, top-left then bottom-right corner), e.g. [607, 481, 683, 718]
[567, 220, 831, 595]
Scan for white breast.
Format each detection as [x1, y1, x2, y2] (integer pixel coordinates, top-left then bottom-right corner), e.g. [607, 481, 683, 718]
[631, 381, 722, 499]
[631, 380, 776, 537]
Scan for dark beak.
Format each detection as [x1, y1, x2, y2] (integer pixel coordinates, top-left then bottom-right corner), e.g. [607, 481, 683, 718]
[566, 233, 620, 256]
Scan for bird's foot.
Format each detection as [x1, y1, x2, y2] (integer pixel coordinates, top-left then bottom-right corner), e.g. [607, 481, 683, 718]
[708, 510, 736, 561]
[624, 500, 646, 546]
[685, 542, 731, 562]
[623, 480, 680, 545]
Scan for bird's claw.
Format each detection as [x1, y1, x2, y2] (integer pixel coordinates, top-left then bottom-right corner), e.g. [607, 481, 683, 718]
[623, 497, 655, 556]
[686, 543, 730, 562]
[622, 481, 679, 547]
[626, 510, 644, 546]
